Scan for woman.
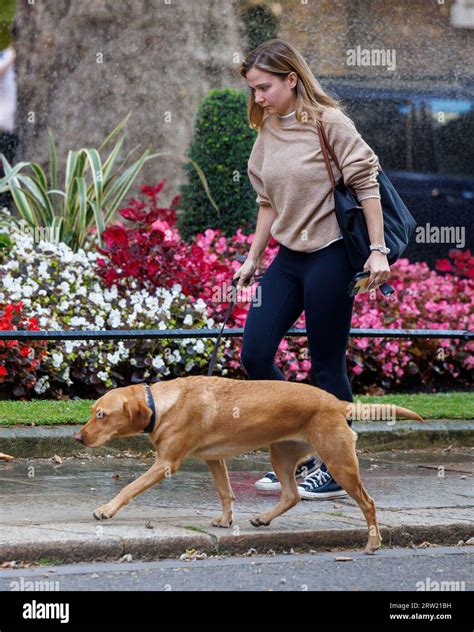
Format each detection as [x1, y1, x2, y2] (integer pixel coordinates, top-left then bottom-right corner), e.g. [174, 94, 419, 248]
[234, 39, 390, 500]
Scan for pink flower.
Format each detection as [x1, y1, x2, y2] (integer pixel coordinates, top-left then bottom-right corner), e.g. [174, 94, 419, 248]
[382, 362, 393, 375]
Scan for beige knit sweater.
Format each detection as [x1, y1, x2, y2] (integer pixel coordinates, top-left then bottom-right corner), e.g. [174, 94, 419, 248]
[247, 107, 381, 252]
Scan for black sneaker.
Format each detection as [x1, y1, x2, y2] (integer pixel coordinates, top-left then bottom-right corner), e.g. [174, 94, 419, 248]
[297, 463, 348, 500]
[254, 456, 319, 491]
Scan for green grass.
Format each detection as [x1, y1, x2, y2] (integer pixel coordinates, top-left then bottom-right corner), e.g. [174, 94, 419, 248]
[183, 525, 210, 534]
[355, 392, 473, 420]
[0, 399, 92, 426]
[0, 391, 472, 426]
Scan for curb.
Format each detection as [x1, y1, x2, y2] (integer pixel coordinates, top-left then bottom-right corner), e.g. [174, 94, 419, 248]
[0, 524, 472, 565]
[0, 420, 473, 458]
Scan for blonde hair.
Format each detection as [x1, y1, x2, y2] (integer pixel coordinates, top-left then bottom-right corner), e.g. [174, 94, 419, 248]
[240, 38, 347, 131]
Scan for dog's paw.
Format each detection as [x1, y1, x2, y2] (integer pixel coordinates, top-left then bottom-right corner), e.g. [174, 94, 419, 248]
[250, 515, 270, 528]
[364, 532, 382, 555]
[93, 505, 115, 521]
[210, 514, 233, 528]
[210, 515, 233, 528]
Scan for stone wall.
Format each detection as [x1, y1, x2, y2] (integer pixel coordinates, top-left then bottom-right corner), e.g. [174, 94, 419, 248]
[275, 0, 472, 80]
[12, 0, 473, 208]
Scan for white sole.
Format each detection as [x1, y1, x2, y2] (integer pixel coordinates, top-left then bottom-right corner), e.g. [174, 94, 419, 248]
[255, 481, 281, 491]
[298, 488, 348, 500]
[255, 467, 320, 491]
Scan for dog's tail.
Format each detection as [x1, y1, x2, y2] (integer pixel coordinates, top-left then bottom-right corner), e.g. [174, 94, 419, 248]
[344, 402, 424, 423]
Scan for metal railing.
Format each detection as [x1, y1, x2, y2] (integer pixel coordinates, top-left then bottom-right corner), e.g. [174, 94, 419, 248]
[0, 327, 472, 342]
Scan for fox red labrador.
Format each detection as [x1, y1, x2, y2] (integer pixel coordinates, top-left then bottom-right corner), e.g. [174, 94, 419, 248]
[75, 376, 423, 554]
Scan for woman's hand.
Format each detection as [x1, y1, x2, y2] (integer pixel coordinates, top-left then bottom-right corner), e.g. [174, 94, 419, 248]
[232, 256, 260, 290]
[363, 251, 391, 291]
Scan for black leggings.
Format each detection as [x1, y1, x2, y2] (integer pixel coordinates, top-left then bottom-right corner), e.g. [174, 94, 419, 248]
[240, 238, 355, 406]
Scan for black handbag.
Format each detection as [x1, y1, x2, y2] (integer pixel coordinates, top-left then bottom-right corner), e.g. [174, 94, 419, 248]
[317, 121, 417, 277]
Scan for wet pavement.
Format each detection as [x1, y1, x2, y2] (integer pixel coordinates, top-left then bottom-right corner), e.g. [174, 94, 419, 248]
[0, 448, 472, 563]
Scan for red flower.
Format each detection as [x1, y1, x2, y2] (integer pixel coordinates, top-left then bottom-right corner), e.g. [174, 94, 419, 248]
[436, 249, 473, 279]
[102, 224, 129, 248]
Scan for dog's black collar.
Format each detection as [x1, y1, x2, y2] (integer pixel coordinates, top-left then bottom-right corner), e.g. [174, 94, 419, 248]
[143, 383, 156, 434]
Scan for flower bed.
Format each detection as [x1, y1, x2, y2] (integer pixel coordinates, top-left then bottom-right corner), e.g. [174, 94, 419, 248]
[0, 181, 472, 399]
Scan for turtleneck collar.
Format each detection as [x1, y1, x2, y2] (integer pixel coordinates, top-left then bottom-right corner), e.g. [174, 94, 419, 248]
[276, 109, 297, 127]
[278, 109, 296, 118]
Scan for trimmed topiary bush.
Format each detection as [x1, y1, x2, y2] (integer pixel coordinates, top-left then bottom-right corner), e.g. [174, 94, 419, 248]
[239, 3, 280, 54]
[177, 88, 258, 241]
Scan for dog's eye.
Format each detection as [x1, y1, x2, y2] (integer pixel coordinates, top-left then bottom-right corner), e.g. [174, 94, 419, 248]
[96, 410, 106, 419]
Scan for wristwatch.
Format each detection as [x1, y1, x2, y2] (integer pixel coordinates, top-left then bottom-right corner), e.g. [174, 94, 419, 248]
[369, 243, 391, 255]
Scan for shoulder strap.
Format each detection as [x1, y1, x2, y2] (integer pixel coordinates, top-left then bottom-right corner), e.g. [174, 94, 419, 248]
[317, 117, 357, 197]
[317, 119, 339, 189]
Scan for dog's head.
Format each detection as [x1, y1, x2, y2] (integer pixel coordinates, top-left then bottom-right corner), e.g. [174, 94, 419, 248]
[74, 385, 153, 448]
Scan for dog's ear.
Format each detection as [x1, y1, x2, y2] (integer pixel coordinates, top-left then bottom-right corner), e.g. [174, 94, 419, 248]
[123, 397, 152, 431]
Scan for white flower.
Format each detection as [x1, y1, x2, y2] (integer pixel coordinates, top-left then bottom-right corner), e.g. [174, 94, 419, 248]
[194, 340, 205, 354]
[51, 352, 64, 368]
[58, 281, 70, 295]
[64, 341, 78, 354]
[152, 356, 165, 369]
[34, 376, 50, 394]
[89, 291, 104, 305]
[69, 316, 89, 327]
[183, 314, 193, 326]
[108, 309, 121, 329]
[103, 286, 118, 301]
[194, 298, 206, 311]
[37, 261, 49, 278]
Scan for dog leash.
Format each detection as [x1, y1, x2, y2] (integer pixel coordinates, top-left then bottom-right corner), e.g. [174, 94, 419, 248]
[143, 269, 263, 433]
[207, 271, 263, 376]
[142, 383, 157, 434]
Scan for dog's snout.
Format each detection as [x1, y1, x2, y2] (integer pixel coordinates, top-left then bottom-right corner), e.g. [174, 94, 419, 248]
[74, 431, 84, 443]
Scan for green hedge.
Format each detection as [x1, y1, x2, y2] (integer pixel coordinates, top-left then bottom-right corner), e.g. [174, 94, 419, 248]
[240, 3, 280, 54]
[177, 88, 259, 241]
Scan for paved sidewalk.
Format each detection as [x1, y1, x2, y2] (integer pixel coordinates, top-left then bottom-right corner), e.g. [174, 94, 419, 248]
[0, 448, 472, 564]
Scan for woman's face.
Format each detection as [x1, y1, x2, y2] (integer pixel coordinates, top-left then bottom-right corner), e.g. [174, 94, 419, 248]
[246, 67, 297, 116]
